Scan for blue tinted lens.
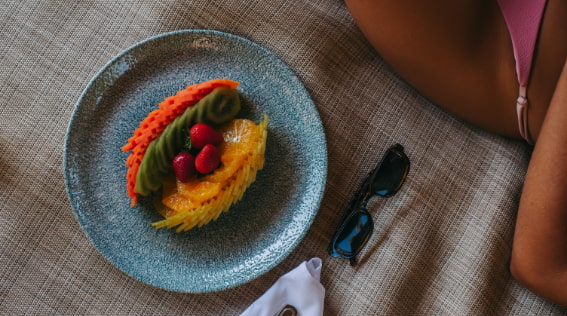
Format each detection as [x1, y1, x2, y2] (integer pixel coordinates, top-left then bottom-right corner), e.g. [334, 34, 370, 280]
[329, 209, 374, 258]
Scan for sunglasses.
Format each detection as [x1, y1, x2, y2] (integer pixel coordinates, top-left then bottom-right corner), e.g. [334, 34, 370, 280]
[328, 144, 410, 264]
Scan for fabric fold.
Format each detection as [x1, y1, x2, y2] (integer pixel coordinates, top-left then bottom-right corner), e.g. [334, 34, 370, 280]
[240, 258, 325, 316]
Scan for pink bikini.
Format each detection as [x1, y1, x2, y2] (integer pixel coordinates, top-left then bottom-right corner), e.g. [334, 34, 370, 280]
[497, 0, 548, 144]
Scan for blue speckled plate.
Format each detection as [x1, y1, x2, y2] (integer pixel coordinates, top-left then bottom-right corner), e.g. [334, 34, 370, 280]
[63, 30, 327, 293]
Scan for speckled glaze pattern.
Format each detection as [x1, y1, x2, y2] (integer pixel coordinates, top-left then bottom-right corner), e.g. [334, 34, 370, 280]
[63, 30, 327, 293]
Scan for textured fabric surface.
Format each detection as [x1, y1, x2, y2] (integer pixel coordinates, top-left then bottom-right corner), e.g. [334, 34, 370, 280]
[1, 0, 565, 315]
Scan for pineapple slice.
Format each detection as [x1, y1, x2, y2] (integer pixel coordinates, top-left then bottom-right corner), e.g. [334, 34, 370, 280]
[152, 115, 268, 232]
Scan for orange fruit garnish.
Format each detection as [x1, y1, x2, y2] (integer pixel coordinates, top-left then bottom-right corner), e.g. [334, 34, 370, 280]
[153, 115, 268, 232]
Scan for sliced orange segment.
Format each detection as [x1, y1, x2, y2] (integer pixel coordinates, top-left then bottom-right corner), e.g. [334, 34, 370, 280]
[203, 157, 242, 183]
[177, 180, 221, 203]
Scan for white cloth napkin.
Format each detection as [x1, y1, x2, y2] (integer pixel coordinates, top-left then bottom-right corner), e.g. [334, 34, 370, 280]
[240, 258, 325, 316]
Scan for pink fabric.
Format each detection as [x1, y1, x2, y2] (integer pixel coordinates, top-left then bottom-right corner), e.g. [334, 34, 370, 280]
[497, 0, 547, 86]
[497, 0, 547, 144]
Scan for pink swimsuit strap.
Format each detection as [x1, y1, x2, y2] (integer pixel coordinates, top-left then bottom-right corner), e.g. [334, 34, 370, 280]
[497, 0, 548, 144]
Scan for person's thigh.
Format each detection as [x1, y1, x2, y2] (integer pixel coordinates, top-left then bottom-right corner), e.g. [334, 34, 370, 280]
[345, 0, 521, 138]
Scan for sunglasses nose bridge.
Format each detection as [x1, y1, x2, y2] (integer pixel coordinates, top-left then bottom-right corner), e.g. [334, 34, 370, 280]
[357, 188, 374, 209]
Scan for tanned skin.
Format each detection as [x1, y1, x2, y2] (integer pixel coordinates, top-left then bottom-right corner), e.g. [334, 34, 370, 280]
[345, 0, 567, 306]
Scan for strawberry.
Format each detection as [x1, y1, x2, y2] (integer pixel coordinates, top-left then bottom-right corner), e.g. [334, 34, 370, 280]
[189, 123, 223, 149]
[172, 152, 196, 182]
[195, 144, 221, 174]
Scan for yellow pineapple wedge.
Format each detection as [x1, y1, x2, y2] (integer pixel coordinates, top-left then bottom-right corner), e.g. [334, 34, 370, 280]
[152, 115, 268, 232]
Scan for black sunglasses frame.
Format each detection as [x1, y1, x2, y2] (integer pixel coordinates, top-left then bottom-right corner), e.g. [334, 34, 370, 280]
[328, 144, 410, 263]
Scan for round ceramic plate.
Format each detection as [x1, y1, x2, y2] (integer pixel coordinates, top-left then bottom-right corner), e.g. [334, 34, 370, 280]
[64, 30, 327, 292]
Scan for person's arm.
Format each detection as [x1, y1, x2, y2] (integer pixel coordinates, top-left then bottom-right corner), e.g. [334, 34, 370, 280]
[511, 59, 567, 306]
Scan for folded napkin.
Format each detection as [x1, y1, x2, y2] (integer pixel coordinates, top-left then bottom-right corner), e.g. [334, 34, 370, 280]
[240, 258, 325, 316]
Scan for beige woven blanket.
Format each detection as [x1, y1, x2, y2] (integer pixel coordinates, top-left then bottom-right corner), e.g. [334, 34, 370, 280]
[1, 0, 565, 314]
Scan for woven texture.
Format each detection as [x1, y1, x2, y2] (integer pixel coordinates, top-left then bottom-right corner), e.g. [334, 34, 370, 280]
[1, 0, 565, 315]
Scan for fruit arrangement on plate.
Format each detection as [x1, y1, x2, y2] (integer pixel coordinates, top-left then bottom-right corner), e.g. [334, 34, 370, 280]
[122, 79, 268, 232]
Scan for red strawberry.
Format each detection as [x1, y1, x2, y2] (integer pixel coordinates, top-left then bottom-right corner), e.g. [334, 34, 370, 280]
[189, 123, 223, 149]
[172, 152, 196, 182]
[195, 144, 221, 174]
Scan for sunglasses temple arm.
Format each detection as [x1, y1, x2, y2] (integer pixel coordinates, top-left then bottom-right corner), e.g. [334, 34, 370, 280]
[349, 257, 357, 266]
